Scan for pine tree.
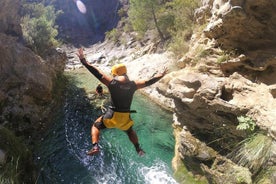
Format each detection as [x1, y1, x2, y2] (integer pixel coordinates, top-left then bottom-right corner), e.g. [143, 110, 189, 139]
[129, 0, 165, 41]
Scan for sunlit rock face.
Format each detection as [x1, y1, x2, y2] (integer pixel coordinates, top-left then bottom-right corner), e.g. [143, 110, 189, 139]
[196, 0, 276, 84]
[163, 0, 276, 143]
[157, 0, 276, 183]
[202, 0, 276, 51]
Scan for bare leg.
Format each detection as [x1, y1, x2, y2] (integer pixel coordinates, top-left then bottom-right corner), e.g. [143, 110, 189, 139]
[126, 127, 145, 156]
[92, 125, 100, 144]
[126, 127, 138, 144]
[87, 116, 103, 155]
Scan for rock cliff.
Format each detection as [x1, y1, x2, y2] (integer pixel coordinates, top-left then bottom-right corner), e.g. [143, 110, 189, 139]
[0, 0, 66, 137]
[1, 0, 276, 183]
[0, 0, 66, 182]
[156, 0, 276, 183]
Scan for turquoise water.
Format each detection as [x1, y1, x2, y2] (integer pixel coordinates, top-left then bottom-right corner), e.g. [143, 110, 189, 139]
[35, 71, 177, 184]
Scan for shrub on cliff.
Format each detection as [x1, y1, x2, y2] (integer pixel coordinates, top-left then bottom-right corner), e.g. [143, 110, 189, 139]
[21, 1, 62, 56]
[0, 126, 37, 183]
[128, 0, 167, 41]
[166, 0, 200, 57]
[128, 0, 200, 57]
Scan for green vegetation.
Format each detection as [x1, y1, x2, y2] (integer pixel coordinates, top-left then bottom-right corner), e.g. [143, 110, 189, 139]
[166, 0, 201, 58]
[217, 50, 238, 63]
[128, 0, 200, 56]
[237, 115, 256, 132]
[254, 166, 276, 184]
[174, 160, 208, 184]
[229, 133, 273, 175]
[168, 29, 190, 58]
[0, 126, 36, 183]
[192, 45, 212, 63]
[21, 0, 62, 56]
[105, 28, 120, 43]
[217, 53, 230, 63]
[129, 0, 166, 40]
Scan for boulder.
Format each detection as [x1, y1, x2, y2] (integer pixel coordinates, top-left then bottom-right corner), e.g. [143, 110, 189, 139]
[0, 33, 66, 137]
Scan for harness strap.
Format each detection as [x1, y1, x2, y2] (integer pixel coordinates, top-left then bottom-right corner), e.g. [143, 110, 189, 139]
[109, 106, 137, 113]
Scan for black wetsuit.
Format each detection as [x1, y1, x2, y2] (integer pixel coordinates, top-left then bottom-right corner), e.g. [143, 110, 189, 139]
[98, 78, 138, 130]
[108, 79, 137, 112]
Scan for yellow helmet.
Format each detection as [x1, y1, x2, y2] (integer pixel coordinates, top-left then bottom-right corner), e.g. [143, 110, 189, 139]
[111, 64, 127, 76]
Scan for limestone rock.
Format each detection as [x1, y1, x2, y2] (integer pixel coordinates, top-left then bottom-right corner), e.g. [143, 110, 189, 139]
[201, 156, 252, 184]
[178, 128, 217, 162]
[202, 0, 276, 51]
[164, 1, 276, 182]
[0, 33, 66, 137]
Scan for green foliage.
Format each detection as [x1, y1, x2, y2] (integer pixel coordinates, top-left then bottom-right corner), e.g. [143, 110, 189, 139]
[167, 0, 200, 32]
[0, 126, 36, 183]
[129, 0, 154, 36]
[105, 28, 120, 43]
[129, 0, 169, 40]
[168, 30, 190, 57]
[237, 116, 256, 132]
[167, 0, 200, 57]
[229, 133, 273, 175]
[117, 7, 127, 18]
[217, 54, 230, 63]
[254, 166, 276, 183]
[128, 0, 200, 55]
[157, 11, 175, 38]
[21, 1, 62, 55]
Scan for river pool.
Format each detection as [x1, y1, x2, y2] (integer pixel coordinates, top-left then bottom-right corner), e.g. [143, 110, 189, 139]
[34, 69, 177, 184]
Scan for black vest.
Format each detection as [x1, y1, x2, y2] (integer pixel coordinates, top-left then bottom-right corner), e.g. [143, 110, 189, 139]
[108, 79, 137, 111]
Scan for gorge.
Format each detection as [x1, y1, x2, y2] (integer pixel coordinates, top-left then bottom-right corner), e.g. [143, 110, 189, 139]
[0, 0, 276, 183]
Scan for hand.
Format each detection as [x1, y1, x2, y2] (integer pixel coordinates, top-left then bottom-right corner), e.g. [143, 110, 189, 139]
[160, 67, 168, 76]
[155, 67, 168, 78]
[76, 48, 85, 59]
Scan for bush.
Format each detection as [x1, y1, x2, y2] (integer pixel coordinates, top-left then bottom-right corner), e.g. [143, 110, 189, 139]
[0, 126, 36, 183]
[237, 116, 256, 132]
[168, 30, 191, 58]
[229, 133, 273, 175]
[21, 1, 62, 55]
[105, 28, 120, 43]
[167, 0, 201, 57]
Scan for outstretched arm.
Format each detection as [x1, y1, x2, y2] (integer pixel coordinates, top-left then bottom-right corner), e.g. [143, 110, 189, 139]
[76, 48, 112, 86]
[135, 68, 168, 89]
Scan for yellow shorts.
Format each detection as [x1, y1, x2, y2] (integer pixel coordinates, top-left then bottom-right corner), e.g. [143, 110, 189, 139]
[103, 111, 134, 131]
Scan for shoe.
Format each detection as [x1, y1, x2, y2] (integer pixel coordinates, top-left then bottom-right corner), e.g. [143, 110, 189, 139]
[137, 148, 145, 156]
[86, 145, 100, 156]
[134, 143, 145, 156]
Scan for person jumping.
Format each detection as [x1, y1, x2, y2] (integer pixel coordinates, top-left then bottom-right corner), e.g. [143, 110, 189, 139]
[76, 48, 167, 156]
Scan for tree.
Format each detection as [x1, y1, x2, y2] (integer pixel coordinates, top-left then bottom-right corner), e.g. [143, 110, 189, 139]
[167, 0, 200, 32]
[166, 0, 200, 57]
[128, 0, 166, 41]
[21, 1, 62, 55]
